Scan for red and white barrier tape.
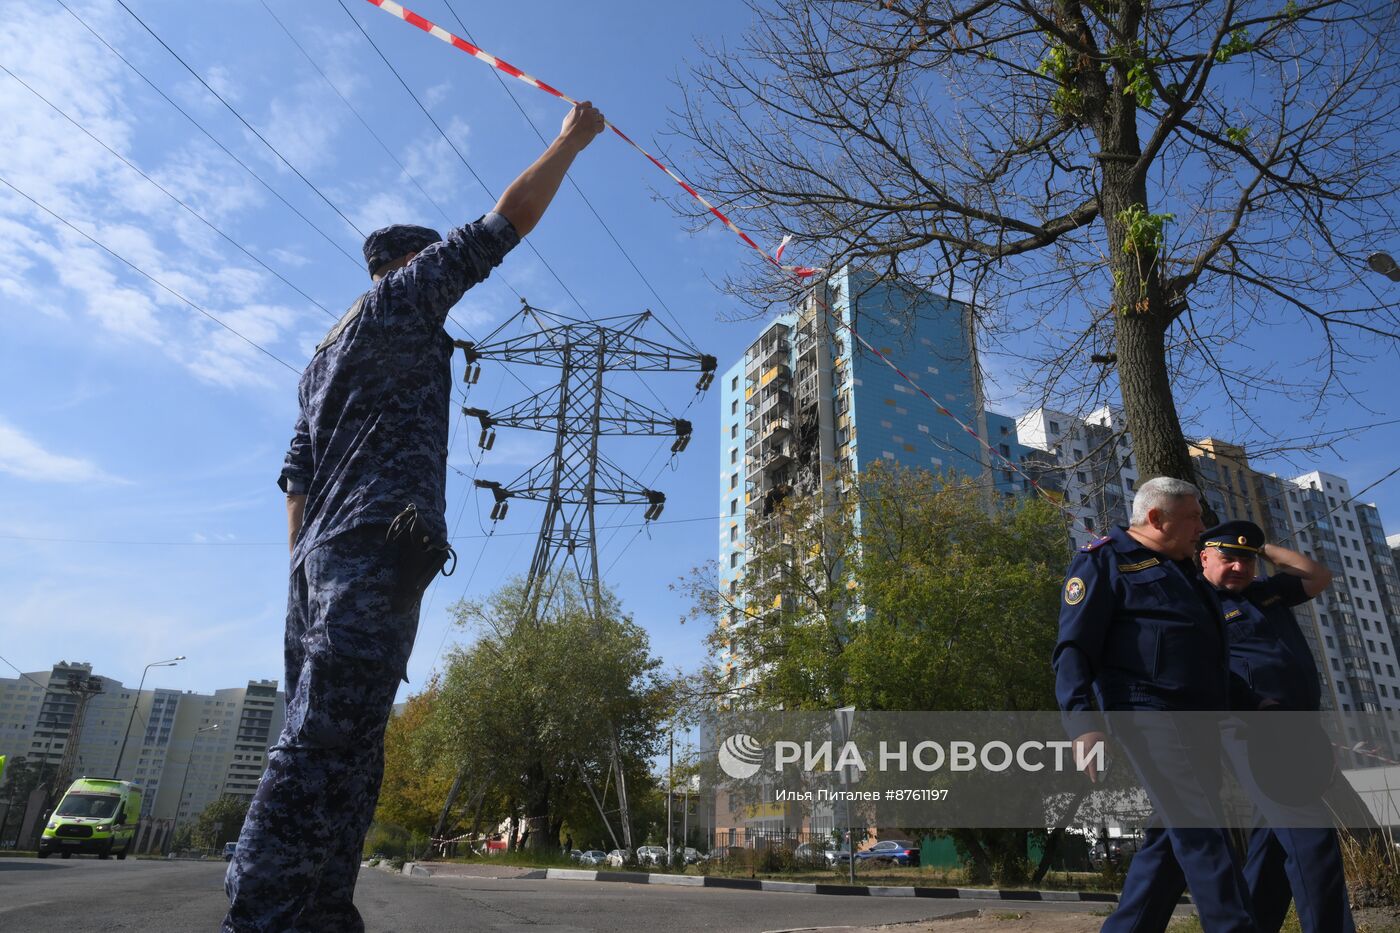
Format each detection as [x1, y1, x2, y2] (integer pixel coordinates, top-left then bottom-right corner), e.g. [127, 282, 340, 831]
[1334, 742, 1400, 767]
[363, 0, 819, 279]
[364, 0, 1069, 506]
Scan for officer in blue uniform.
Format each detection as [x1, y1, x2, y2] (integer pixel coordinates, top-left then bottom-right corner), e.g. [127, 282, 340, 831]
[1200, 520, 1353, 933]
[223, 102, 606, 933]
[1054, 476, 1257, 932]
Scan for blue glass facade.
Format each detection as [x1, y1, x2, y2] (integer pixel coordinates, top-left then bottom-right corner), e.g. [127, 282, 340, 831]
[828, 268, 989, 483]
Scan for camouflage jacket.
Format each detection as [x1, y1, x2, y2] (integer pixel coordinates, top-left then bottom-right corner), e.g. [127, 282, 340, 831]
[279, 213, 519, 568]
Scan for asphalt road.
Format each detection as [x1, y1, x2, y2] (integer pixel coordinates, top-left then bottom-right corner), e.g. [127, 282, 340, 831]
[0, 857, 1109, 932]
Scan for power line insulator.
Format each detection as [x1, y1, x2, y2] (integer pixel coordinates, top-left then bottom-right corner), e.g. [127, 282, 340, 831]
[671, 419, 692, 453]
[696, 355, 718, 391]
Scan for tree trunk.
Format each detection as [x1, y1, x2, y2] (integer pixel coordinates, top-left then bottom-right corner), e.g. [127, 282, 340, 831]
[468, 785, 488, 858]
[522, 759, 552, 850]
[1083, 0, 1202, 494]
[1114, 311, 1199, 486]
[433, 768, 468, 842]
[953, 830, 994, 883]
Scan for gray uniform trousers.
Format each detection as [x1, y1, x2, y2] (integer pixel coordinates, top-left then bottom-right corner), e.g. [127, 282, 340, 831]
[223, 522, 433, 932]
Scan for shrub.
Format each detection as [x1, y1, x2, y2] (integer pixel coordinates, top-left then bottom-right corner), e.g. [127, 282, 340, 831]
[1340, 827, 1400, 908]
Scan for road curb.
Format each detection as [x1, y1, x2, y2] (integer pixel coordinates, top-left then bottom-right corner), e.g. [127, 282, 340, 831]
[521, 867, 1131, 902]
[398, 863, 1166, 905]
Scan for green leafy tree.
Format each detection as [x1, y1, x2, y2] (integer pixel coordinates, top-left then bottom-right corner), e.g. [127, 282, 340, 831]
[684, 463, 1066, 711]
[374, 681, 458, 837]
[190, 795, 250, 851]
[426, 577, 672, 851]
[0, 757, 45, 845]
[682, 463, 1071, 882]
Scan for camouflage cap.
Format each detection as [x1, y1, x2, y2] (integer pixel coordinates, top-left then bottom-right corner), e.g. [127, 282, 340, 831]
[362, 224, 442, 275]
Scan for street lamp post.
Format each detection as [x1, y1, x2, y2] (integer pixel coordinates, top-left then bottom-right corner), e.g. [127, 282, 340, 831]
[113, 656, 185, 779]
[166, 723, 217, 855]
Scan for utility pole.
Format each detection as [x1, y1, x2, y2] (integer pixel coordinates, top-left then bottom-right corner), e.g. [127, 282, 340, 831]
[53, 672, 104, 791]
[454, 303, 714, 851]
[667, 729, 674, 865]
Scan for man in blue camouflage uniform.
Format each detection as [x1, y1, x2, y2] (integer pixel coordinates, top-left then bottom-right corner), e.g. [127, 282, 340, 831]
[223, 101, 606, 933]
[1201, 521, 1352, 933]
[1054, 476, 1258, 932]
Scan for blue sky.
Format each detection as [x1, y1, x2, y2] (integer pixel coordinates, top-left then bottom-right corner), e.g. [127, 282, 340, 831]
[2, 0, 1398, 705]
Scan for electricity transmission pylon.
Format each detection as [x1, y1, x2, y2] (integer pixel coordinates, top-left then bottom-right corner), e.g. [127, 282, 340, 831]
[53, 672, 104, 792]
[448, 301, 713, 852]
[457, 302, 714, 619]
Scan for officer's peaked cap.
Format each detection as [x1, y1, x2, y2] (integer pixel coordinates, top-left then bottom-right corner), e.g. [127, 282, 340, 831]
[1200, 519, 1264, 557]
[363, 224, 442, 275]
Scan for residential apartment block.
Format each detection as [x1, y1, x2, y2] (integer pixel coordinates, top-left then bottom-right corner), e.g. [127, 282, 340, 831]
[0, 661, 283, 850]
[717, 268, 993, 677]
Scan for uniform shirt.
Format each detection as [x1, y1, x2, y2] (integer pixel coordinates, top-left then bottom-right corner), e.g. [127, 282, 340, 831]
[279, 213, 520, 568]
[1217, 573, 1321, 711]
[1053, 526, 1230, 738]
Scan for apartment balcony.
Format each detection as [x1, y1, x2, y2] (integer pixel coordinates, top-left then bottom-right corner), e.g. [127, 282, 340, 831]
[758, 364, 791, 390]
[745, 323, 792, 370]
[761, 416, 793, 441]
[760, 438, 793, 470]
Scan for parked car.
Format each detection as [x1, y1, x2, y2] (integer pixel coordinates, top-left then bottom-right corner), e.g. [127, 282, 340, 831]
[577, 850, 608, 866]
[605, 848, 631, 867]
[635, 845, 667, 866]
[855, 840, 920, 866]
[223, 841, 238, 862]
[793, 841, 831, 864]
[1089, 836, 1141, 870]
[678, 846, 702, 865]
[823, 846, 853, 866]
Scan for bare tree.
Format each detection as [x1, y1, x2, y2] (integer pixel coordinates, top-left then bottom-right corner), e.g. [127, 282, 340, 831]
[671, 0, 1400, 482]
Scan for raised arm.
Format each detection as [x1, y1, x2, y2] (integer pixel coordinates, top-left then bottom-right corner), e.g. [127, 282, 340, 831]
[1261, 541, 1333, 599]
[493, 101, 605, 238]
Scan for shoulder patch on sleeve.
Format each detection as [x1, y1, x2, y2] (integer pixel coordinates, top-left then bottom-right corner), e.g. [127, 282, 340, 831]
[1064, 577, 1087, 605]
[1081, 536, 1111, 552]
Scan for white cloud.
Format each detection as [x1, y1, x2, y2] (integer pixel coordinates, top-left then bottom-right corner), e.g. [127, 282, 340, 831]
[0, 418, 125, 484]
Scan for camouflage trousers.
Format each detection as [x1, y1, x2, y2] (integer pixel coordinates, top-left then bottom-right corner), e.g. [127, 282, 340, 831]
[223, 521, 441, 933]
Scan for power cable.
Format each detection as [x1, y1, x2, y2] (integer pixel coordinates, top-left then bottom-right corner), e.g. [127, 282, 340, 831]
[250, 0, 540, 396]
[418, 358, 514, 675]
[0, 653, 165, 716]
[110, 0, 366, 239]
[0, 471, 1104, 549]
[52, 0, 518, 377]
[0, 61, 340, 323]
[0, 173, 301, 376]
[51, 0, 364, 271]
[1278, 463, 1400, 547]
[257, 0, 456, 231]
[439, 0, 700, 352]
[333, 0, 592, 318]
